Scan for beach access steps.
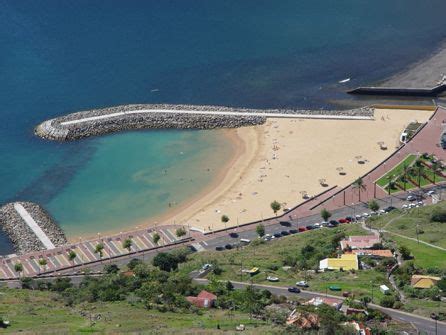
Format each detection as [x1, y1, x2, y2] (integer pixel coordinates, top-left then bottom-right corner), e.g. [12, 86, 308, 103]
[13, 203, 56, 250]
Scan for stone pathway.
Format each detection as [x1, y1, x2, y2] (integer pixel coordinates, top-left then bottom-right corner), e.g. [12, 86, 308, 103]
[14, 203, 55, 250]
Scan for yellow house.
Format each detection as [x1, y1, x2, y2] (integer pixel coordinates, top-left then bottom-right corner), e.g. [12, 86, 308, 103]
[411, 275, 441, 289]
[319, 254, 358, 271]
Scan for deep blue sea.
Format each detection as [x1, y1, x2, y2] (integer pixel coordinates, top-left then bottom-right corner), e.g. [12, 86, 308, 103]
[1, 0, 446, 254]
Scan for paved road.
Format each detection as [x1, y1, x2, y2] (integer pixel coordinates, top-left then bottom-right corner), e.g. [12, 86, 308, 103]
[194, 278, 446, 335]
[3, 273, 443, 335]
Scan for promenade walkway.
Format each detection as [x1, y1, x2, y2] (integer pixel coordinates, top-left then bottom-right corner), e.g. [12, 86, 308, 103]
[60, 108, 373, 126]
[14, 203, 55, 250]
[0, 226, 188, 279]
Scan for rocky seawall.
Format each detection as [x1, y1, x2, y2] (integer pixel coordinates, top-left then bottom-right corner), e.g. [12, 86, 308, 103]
[0, 202, 67, 255]
[35, 104, 374, 141]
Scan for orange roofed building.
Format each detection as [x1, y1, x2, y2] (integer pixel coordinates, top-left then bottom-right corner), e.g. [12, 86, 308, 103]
[340, 235, 380, 250]
[186, 290, 217, 308]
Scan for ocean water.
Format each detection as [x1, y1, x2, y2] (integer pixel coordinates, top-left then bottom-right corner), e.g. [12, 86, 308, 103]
[1, 0, 446, 254]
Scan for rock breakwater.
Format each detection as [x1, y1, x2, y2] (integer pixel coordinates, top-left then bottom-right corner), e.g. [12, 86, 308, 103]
[35, 104, 374, 141]
[0, 202, 67, 255]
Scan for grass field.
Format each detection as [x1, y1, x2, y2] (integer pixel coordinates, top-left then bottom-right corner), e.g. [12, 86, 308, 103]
[0, 288, 273, 334]
[368, 202, 446, 249]
[376, 154, 416, 187]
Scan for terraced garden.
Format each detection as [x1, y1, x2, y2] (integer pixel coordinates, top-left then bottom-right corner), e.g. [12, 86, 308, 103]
[376, 153, 446, 194]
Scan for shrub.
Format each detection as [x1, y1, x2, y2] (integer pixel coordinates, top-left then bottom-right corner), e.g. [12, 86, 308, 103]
[430, 209, 446, 222]
[127, 258, 143, 270]
[379, 295, 395, 308]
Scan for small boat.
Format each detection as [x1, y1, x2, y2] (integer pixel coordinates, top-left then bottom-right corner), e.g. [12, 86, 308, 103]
[338, 78, 351, 84]
[150, 88, 160, 92]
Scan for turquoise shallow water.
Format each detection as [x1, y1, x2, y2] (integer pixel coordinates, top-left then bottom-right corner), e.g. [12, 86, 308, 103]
[46, 130, 233, 237]
[1, 0, 446, 253]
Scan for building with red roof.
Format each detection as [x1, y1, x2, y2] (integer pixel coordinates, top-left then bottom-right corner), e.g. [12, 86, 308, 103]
[186, 290, 217, 308]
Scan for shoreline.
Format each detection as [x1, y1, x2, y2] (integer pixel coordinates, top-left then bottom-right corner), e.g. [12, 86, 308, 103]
[66, 127, 255, 242]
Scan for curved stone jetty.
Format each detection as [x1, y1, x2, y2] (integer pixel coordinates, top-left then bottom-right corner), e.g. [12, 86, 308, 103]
[35, 104, 374, 141]
[0, 202, 67, 255]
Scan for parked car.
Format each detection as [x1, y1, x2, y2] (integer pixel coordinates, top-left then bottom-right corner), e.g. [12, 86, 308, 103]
[378, 209, 386, 215]
[298, 227, 307, 232]
[289, 229, 298, 234]
[229, 232, 239, 238]
[263, 234, 274, 241]
[329, 285, 341, 291]
[406, 194, 416, 201]
[281, 230, 290, 236]
[215, 246, 224, 251]
[338, 218, 347, 224]
[362, 212, 370, 217]
[345, 216, 354, 222]
[201, 263, 212, 271]
[426, 190, 436, 196]
[313, 223, 322, 228]
[279, 221, 291, 227]
[273, 232, 282, 238]
[306, 225, 315, 230]
[287, 287, 301, 293]
[267, 276, 279, 282]
[384, 206, 396, 212]
[296, 281, 309, 288]
[224, 244, 233, 250]
[329, 220, 339, 225]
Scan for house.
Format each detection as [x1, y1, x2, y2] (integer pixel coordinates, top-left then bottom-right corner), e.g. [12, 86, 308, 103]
[351, 249, 393, 258]
[344, 321, 372, 335]
[305, 297, 343, 310]
[411, 275, 441, 289]
[319, 254, 358, 271]
[186, 290, 217, 308]
[286, 310, 320, 329]
[340, 235, 380, 250]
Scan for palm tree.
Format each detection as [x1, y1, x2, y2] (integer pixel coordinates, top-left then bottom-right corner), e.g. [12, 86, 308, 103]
[122, 238, 133, 253]
[416, 164, 425, 188]
[38, 258, 47, 274]
[68, 250, 77, 265]
[176, 227, 187, 238]
[270, 201, 281, 216]
[14, 263, 23, 277]
[152, 232, 161, 245]
[353, 178, 366, 202]
[402, 164, 410, 191]
[431, 161, 441, 184]
[95, 243, 104, 260]
[386, 175, 393, 195]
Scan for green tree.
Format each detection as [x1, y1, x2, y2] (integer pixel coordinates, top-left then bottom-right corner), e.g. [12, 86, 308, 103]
[416, 164, 425, 187]
[38, 258, 47, 274]
[152, 252, 179, 272]
[176, 227, 187, 238]
[353, 177, 367, 202]
[431, 161, 441, 184]
[368, 199, 380, 212]
[68, 250, 77, 265]
[14, 263, 23, 277]
[270, 201, 281, 216]
[402, 164, 410, 191]
[379, 295, 395, 308]
[221, 215, 230, 228]
[95, 243, 104, 259]
[399, 246, 411, 260]
[386, 174, 394, 195]
[152, 232, 161, 245]
[256, 224, 265, 237]
[122, 238, 133, 252]
[320, 208, 332, 222]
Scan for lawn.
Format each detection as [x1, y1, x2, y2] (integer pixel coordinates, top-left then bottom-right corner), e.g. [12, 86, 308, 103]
[368, 202, 446, 249]
[0, 288, 273, 334]
[383, 233, 446, 269]
[376, 154, 417, 187]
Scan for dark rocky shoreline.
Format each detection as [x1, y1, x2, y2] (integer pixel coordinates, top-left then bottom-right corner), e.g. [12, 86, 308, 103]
[35, 104, 374, 141]
[0, 202, 67, 255]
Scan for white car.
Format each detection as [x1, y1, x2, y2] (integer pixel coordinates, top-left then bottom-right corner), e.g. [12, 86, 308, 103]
[296, 281, 309, 287]
[355, 214, 362, 220]
[362, 212, 370, 217]
[406, 195, 416, 201]
[267, 276, 279, 282]
[402, 204, 409, 209]
[417, 201, 424, 206]
[313, 223, 322, 228]
[201, 264, 212, 271]
[426, 190, 436, 196]
[378, 209, 386, 215]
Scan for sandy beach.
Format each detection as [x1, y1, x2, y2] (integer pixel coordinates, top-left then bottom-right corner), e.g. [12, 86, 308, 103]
[130, 107, 432, 233]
